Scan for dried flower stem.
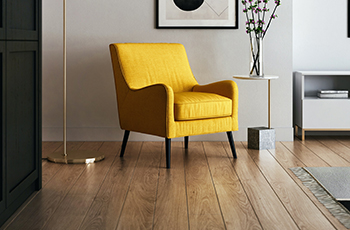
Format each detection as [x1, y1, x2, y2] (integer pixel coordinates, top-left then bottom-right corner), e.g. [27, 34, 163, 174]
[263, 4, 279, 38]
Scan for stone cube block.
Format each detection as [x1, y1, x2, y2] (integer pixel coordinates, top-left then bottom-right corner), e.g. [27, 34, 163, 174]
[248, 127, 275, 150]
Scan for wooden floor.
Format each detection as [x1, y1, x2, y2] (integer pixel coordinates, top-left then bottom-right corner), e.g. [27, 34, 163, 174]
[2, 137, 350, 230]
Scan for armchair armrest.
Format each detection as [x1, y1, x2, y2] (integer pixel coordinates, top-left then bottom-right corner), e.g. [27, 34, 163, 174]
[193, 80, 238, 100]
[118, 84, 175, 138]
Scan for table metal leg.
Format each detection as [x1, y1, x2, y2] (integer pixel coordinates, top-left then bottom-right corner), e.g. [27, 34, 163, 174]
[268, 79, 271, 129]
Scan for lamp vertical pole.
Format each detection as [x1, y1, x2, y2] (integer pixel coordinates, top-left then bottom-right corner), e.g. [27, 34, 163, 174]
[47, 0, 104, 163]
[63, 0, 67, 157]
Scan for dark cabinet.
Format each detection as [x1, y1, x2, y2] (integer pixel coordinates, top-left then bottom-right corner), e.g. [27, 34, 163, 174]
[7, 0, 39, 40]
[0, 0, 39, 40]
[0, 1, 41, 226]
[0, 2, 4, 40]
[6, 41, 40, 205]
[0, 42, 5, 215]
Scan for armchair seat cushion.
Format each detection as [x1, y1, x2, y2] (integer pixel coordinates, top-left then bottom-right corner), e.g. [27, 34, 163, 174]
[174, 92, 232, 121]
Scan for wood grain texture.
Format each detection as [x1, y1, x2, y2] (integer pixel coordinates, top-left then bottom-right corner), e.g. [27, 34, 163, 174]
[42, 142, 108, 230]
[226, 142, 298, 230]
[301, 138, 350, 166]
[41, 142, 63, 187]
[0, 142, 81, 230]
[336, 137, 350, 150]
[282, 140, 329, 167]
[42, 142, 62, 159]
[4, 139, 350, 230]
[41, 142, 84, 188]
[54, 142, 85, 154]
[271, 142, 347, 230]
[79, 142, 142, 230]
[116, 142, 162, 230]
[244, 142, 335, 230]
[204, 142, 262, 230]
[317, 137, 350, 164]
[153, 142, 188, 230]
[5, 143, 86, 230]
[184, 142, 225, 230]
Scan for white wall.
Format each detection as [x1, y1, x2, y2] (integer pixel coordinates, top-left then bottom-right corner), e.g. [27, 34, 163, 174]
[293, 0, 350, 70]
[42, 0, 293, 141]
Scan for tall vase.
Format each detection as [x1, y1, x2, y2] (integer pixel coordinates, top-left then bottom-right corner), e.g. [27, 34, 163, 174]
[249, 36, 264, 77]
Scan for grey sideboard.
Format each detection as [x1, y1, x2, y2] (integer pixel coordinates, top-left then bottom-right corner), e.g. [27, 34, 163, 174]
[293, 71, 350, 140]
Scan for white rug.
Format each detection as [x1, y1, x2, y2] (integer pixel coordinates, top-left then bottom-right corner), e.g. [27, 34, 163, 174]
[290, 167, 350, 229]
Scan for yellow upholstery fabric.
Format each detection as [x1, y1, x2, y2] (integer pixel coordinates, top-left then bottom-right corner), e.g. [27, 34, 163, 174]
[115, 43, 198, 92]
[174, 92, 232, 121]
[109, 43, 239, 139]
[175, 117, 233, 138]
[193, 80, 239, 131]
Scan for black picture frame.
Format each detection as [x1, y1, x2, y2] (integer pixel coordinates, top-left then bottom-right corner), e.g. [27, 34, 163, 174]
[157, 0, 239, 29]
[348, 0, 350, 37]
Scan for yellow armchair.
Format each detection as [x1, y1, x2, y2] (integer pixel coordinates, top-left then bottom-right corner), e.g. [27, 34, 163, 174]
[109, 43, 238, 168]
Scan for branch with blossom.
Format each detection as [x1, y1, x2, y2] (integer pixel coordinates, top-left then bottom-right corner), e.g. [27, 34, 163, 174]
[242, 0, 281, 39]
[242, 0, 281, 75]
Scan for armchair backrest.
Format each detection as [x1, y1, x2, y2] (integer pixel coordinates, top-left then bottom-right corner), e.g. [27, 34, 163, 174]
[110, 43, 198, 93]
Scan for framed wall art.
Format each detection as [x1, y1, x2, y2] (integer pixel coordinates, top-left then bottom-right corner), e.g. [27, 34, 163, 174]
[157, 0, 238, 29]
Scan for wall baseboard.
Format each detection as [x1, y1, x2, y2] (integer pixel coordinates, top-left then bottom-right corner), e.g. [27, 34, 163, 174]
[43, 126, 294, 142]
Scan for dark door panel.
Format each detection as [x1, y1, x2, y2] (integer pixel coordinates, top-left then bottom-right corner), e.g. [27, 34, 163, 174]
[5, 41, 38, 205]
[6, 0, 38, 40]
[0, 1, 5, 40]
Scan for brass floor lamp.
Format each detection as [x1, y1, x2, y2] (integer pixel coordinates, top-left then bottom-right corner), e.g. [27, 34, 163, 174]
[47, 0, 104, 163]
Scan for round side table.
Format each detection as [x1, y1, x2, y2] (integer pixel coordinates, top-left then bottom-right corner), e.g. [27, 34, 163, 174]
[233, 75, 279, 149]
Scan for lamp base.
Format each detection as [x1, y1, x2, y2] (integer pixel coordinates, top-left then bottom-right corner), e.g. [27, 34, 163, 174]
[47, 150, 105, 164]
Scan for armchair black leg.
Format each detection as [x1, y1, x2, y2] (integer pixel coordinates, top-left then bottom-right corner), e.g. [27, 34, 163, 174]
[226, 131, 237, 159]
[120, 130, 130, 157]
[166, 138, 171, 168]
[184, 136, 189, 149]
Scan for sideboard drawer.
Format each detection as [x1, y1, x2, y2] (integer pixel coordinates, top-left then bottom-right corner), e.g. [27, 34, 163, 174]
[303, 99, 350, 129]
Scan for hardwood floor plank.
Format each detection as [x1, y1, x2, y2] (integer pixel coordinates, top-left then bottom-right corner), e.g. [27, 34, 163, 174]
[42, 142, 62, 158]
[42, 142, 114, 230]
[316, 137, 350, 164]
[5, 143, 86, 230]
[0, 193, 40, 230]
[0, 142, 83, 230]
[41, 160, 60, 187]
[301, 138, 350, 166]
[116, 142, 162, 230]
[4, 139, 350, 230]
[185, 142, 225, 230]
[153, 142, 189, 230]
[223, 141, 298, 230]
[51, 141, 85, 154]
[41, 142, 85, 188]
[203, 142, 262, 230]
[42, 142, 64, 187]
[271, 142, 347, 230]
[79, 142, 142, 230]
[335, 137, 350, 150]
[282, 140, 329, 167]
[243, 142, 335, 230]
